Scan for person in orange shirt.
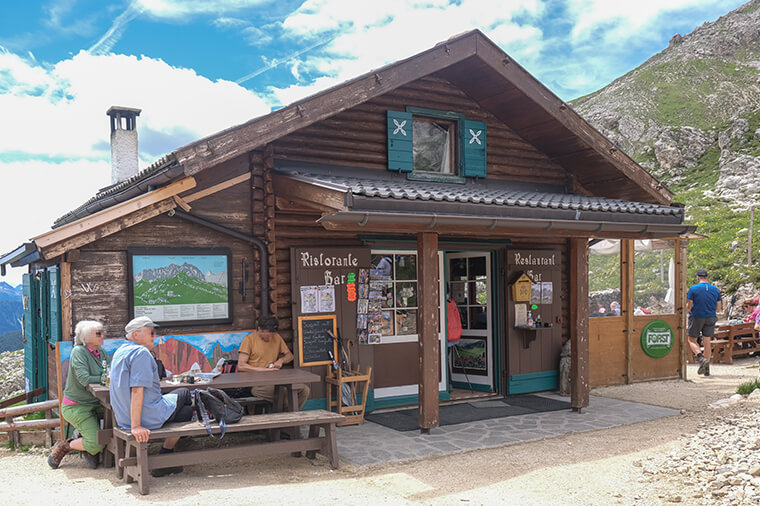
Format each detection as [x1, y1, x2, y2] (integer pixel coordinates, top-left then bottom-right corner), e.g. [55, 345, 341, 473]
[237, 316, 310, 410]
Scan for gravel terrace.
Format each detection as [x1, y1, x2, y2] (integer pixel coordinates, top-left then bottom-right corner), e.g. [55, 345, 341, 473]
[1, 357, 759, 505]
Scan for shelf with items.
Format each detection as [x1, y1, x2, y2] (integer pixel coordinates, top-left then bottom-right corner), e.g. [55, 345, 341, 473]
[325, 365, 372, 426]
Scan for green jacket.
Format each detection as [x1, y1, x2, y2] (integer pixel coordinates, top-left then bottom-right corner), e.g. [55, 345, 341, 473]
[62, 345, 110, 406]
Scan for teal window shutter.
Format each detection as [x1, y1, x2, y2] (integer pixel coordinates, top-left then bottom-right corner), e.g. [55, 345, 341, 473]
[387, 110, 413, 172]
[47, 265, 61, 343]
[462, 120, 487, 178]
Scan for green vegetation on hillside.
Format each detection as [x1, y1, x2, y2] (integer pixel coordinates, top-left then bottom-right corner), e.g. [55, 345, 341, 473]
[134, 272, 227, 306]
[632, 59, 756, 129]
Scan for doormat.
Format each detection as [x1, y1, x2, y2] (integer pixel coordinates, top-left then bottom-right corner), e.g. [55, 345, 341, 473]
[365, 395, 571, 432]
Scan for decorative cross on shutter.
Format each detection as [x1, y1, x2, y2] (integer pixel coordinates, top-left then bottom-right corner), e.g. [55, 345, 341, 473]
[387, 110, 413, 172]
[461, 120, 486, 178]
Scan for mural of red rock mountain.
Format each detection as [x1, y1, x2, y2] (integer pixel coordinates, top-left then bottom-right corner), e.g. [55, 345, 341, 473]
[155, 338, 213, 375]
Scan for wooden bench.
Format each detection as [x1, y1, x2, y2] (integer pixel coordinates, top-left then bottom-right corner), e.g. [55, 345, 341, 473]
[113, 409, 345, 495]
[711, 323, 760, 364]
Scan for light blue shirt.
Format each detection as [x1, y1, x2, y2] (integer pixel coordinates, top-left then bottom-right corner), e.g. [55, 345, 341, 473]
[110, 340, 177, 430]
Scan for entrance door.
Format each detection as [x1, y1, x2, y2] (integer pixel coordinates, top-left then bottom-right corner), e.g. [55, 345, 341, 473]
[446, 253, 494, 392]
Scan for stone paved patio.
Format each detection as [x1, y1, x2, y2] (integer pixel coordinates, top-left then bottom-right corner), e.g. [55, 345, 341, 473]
[335, 393, 679, 467]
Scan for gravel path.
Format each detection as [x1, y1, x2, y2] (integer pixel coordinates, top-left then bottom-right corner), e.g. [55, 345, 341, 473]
[1, 357, 758, 505]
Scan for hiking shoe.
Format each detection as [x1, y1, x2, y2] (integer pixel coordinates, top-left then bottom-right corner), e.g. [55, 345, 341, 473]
[82, 451, 99, 469]
[150, 466, 184, 478]
[47, 439, 71, 469]
[697, 357, 708, 375]
[704, 362, 710, 377]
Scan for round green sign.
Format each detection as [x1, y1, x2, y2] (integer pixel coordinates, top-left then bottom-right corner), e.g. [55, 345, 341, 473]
[640, 320, 674, 358]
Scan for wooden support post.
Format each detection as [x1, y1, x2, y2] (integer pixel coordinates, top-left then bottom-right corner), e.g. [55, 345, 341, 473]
[569, 238, 589, 410]
[622, 240, 635, 383]
[60, 261, 72, 341]
[676, 239, 688, 377]
[417, 231, 439, 431]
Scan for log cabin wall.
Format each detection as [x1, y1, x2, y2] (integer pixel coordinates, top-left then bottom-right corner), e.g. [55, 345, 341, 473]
[268, 74, 576, 398]
[271, 73, 569, 186]
[65, 153, 258, 340]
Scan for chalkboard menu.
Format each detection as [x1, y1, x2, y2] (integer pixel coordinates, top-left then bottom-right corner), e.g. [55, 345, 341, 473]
[297, 315, 338, 367]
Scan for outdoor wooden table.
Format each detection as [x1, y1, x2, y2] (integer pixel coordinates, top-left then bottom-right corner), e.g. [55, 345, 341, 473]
[712, 322, 759, 364]
[88, 369, 320, 468]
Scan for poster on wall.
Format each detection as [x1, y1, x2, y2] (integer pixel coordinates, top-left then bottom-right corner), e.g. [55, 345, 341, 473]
[128, 248, 232, 326]
[300, 286, 319, 313]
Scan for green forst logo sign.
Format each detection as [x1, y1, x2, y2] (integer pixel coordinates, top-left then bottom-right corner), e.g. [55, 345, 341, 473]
[640, 320, 674, 358]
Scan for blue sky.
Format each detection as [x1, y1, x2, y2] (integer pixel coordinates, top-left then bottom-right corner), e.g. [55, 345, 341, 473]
[0, 0, 748, 286]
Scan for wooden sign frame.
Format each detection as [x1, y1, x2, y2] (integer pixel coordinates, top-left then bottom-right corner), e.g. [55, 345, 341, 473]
[297, 314, 338, 367]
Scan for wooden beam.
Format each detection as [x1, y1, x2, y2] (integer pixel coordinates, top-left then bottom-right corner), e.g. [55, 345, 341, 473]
[470, 38, 672, 205]
[417, 231, 439, 431]
[33, 177, 196, 249]
[676, 239, 687, 378]
[175, 36, 478, 176]
[182, 172, 251, 203]
[569, 238, 589, 410]
[40, 199, 177, 260]
[60, 261, 72, 341]
[271, 174, 347, 212]
[621, 240, 634, 383]
[172, 195, 192, 213]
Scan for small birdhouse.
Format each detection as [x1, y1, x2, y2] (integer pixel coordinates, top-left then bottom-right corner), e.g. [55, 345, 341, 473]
[511, 272, 534, 302]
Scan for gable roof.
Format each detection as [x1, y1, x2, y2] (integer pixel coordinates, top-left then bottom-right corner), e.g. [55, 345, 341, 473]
[173, 29, 671, 205]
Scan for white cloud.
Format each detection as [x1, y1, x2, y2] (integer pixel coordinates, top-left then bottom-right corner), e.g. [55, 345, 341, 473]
[0, 159, 111, 287]
[0, 47, 273, 286]
[0, 50, 271, 160]
[266, 0, 547, 105]
[136, 0, 274, 18]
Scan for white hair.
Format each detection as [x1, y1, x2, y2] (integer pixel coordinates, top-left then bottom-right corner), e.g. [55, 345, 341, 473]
[74, 320, 104, 346]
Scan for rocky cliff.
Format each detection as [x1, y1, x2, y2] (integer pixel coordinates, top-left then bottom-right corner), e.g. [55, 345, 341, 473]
[572, 0, 760, 292]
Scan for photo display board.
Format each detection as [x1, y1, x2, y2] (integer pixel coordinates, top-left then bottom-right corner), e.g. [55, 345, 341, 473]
[290, 247, 371, 367]
[297, 315, 338, 367]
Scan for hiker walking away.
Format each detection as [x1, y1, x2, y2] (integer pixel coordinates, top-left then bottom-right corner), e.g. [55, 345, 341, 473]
[686, 269, 722, 376]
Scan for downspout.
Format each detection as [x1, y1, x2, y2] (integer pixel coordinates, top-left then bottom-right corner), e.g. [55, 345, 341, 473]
[169, 209, 269, 318]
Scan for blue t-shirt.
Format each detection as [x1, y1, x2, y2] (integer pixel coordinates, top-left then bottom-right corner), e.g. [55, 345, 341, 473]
[686, 282, 721, 318]
[110, 341, 177, 430]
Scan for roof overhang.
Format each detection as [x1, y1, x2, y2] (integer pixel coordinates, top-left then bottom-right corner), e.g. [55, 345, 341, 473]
[0, 243, 38, 275]
[317, 210, 696, 239]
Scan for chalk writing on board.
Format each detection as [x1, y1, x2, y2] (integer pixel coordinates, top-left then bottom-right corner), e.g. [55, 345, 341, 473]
[298, 315, 337, 367]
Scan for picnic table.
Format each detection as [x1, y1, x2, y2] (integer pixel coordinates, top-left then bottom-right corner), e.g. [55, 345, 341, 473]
[711, 321, 760, 364]
[88, 368, 344, 494]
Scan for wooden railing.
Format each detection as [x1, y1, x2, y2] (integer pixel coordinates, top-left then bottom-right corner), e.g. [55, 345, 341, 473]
[0, 388, 61, 448]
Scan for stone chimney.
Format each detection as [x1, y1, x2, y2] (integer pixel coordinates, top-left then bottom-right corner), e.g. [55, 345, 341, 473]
[106, 106, 141, 184]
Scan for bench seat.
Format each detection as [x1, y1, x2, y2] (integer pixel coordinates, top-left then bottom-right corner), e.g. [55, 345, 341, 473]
[113, 409, 345, 495]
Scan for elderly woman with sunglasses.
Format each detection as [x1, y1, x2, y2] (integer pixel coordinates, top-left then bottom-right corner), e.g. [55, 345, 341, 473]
[48, 320, 110, 470]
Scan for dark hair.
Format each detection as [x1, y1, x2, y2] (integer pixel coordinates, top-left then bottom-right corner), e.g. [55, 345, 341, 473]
[257, 315, 279, 332]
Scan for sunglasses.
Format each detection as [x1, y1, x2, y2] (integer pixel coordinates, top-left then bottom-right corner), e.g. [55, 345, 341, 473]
[94, 331, 104, 336]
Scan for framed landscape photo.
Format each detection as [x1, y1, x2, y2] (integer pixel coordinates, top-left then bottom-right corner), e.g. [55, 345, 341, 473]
[127, 248, 233, 326]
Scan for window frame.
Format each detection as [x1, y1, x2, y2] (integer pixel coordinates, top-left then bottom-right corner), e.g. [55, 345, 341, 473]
[405, 106, 467, 183]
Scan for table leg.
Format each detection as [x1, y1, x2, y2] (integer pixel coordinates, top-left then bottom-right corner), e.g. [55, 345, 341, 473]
[103, 406, 115, 468]
[287, 384, 302, 457]
[270, 385, 285, 441]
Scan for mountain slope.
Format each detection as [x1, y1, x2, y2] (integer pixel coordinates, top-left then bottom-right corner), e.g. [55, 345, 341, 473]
[0, 283, 22, 335]
[571, 0, 760, 292]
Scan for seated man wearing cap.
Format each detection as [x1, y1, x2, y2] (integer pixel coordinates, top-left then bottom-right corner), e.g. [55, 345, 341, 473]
[110, 316, 195, 478]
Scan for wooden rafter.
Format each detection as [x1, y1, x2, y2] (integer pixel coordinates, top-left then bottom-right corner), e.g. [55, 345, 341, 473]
[39, 198, 178, 260]
[33, 177, 196, 249]
[271, 174, 347, 212]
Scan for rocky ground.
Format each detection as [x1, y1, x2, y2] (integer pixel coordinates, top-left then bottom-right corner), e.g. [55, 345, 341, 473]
[0, 349, 24, 401]
[0, 357, 758, 504]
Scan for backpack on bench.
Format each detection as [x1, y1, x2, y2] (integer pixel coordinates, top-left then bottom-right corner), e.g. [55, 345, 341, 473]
[193, 387, 244, 439]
